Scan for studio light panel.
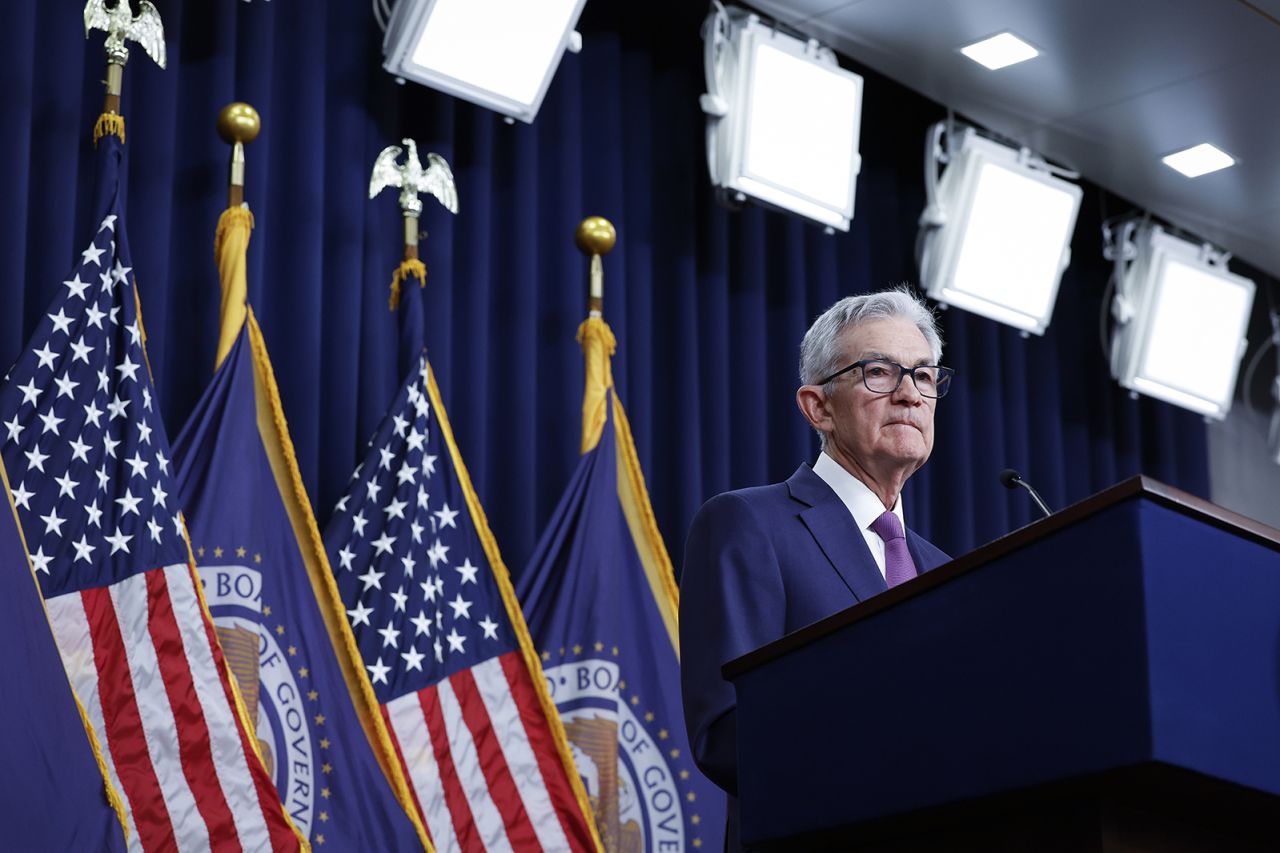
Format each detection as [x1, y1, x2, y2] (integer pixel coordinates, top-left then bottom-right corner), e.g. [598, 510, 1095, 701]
[922, 131, 1082, 334]
[1111, 226, 1255, 419]
[704, 9, 864, 230]
[384, 0, 587, 123]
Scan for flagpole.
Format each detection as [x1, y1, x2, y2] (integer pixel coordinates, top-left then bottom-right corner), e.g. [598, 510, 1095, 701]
[84, 0, 167, 143]
[369, 140, 458, 310]
[575, 216, 616, 317]
[217, 102, 261, 211]
[213, 102, 260, 369]
[574, 217, 618, 454]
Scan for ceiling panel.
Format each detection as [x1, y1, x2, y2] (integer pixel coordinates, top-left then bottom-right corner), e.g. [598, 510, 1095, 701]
[774, 0, 1273, 120]
[1051, 60, 1280, 220]
[744, 0, 1280, 277]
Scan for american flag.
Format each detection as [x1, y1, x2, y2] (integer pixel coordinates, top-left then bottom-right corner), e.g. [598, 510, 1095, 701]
[323, 353, 600, 853]
[0, 137, 301, 852]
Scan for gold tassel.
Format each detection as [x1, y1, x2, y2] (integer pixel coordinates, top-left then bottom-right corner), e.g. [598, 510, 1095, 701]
[92, 113, 125, 146]
[213, 207, 256, 370]
[214, 206, 256, 259]
[576, 316, 618, 454]
[388, 258, 427, 310]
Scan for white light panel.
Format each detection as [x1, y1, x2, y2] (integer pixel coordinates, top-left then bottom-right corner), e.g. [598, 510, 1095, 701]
[1111, 225, 1255, 419]
[960, 32, 1039, 70]
[383, 0, 587, 123]
[703, 9, 863, 230]
[921, 131, 1082, 334]
[1162, 143, 1235, 178]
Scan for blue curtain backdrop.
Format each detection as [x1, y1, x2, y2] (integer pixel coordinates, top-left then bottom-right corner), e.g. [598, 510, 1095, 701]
[0, 0, 1210, 579]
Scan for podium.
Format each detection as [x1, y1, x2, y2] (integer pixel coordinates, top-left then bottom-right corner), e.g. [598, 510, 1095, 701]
[724, 477, 1280, 851]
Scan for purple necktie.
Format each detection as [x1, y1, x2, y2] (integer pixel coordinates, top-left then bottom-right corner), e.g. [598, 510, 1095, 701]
[871, 510, 918, 588]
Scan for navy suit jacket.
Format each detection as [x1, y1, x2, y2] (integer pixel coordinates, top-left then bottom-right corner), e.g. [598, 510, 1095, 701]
[679, 463, 950, 844]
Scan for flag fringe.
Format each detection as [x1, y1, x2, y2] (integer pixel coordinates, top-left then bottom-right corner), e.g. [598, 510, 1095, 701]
[247, 311, 435, 853]
[611, 393, 682, 649]
[425, 363, 605, 853]
[199, 217, 311, 850]
[389, 259, 427, 311]
[577, 316, 681, 651]
[92, 113, 125, 146]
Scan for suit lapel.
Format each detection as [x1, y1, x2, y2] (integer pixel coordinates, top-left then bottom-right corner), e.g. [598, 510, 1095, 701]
[906, 529, 936, 574]
[788, 465, 888, 603]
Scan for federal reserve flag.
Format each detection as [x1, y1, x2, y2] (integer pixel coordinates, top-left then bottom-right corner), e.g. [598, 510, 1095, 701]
[170, 207, 430, 850]
[0, 132, 303, 851]
[0, 459, 127, 850]
[323, 282, 602, 853]
[516, 317, 726, 852]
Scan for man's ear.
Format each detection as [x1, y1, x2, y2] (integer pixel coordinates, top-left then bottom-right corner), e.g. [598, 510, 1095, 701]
[796, 385, 832, 435]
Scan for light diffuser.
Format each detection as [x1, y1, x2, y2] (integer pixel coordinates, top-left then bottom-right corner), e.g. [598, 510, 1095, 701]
[919, 128, 1082, 334]
[702, 7, 863, 230]
[1110, 224, 1255, 419]
[383, 0, 587, 123]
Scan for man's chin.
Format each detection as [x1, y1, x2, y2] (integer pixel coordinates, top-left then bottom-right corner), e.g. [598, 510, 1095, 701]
[882, 439, 931, 467]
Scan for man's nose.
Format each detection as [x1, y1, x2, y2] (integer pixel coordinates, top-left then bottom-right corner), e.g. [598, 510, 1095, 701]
[893, 372, 924, 404]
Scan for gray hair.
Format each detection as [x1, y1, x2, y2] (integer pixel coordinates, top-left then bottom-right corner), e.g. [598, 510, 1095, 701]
[799, 285, 943, 386]
[798, 286, 943, 449]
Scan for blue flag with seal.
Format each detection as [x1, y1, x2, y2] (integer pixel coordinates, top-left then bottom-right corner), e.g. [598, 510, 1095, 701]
[516, 315, 726, 852]
[170, 206, 429, 850]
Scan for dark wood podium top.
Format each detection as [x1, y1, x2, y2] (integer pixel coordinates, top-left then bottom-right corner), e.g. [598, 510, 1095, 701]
[723, 475, 1280, 681]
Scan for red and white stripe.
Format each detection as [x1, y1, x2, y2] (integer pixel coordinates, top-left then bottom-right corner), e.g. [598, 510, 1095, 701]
[45, 563, 300, 853]
[382, 651, 594, 853]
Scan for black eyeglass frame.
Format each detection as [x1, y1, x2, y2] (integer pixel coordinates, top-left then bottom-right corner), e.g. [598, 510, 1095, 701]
[816, 359, 955, 399]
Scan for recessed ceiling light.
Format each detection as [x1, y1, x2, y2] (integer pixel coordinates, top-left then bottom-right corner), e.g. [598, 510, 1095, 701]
[1161, 143, 1235, 178]
[960, 32, 1039, 70]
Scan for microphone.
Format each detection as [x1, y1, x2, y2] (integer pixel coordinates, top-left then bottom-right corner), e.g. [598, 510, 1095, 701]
[1000, 468, 1052, 519]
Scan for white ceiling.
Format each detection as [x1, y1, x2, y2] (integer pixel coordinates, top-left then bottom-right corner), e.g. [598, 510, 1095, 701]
[746, 0, 1280, 282]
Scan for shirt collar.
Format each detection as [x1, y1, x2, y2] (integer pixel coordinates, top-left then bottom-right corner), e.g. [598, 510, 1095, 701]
[812, 451, 906, 535]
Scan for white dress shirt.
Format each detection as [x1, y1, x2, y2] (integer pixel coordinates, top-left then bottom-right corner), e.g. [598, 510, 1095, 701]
[812, 451, 906, 580]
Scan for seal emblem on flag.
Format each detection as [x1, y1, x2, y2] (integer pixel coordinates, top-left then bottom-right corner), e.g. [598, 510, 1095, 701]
[543, 656, 695, 852]
[201, 560, 318, 835]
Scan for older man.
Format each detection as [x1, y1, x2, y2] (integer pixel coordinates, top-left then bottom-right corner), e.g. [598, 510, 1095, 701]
[680, 287, 954, 850]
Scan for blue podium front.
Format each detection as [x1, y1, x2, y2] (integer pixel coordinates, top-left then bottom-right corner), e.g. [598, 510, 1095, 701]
[725, 477, 1280, 851]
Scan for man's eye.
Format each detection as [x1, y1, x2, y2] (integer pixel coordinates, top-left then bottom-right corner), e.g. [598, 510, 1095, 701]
[864, 365, 890, 377]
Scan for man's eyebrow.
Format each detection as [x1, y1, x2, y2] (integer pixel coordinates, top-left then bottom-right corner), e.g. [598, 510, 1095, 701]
[861, 351, 934, 367]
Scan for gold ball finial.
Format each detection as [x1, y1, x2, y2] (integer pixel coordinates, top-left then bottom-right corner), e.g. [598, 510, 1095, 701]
[217, 102, 261, 145]
[575, 216, 616, 257]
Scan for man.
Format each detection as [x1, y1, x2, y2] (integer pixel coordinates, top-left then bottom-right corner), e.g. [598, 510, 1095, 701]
[679, 287, 954, 850]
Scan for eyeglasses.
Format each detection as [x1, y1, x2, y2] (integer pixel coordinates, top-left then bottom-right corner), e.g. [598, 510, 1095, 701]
[817, 359, 955, 399]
